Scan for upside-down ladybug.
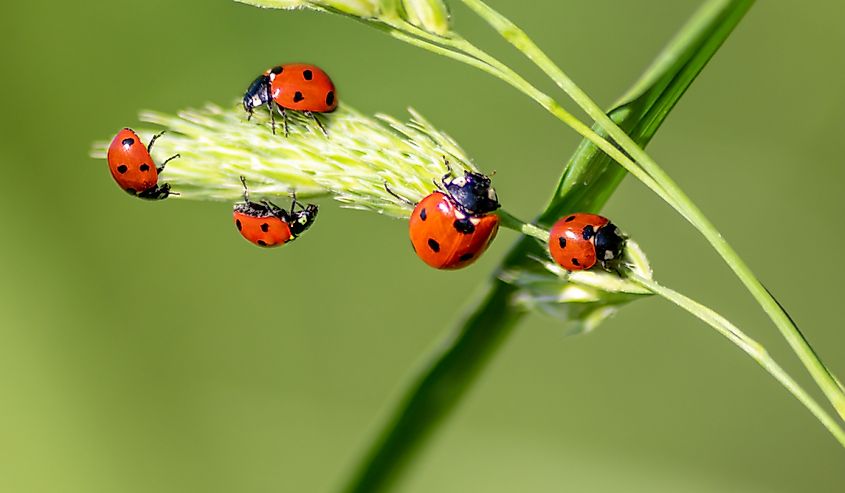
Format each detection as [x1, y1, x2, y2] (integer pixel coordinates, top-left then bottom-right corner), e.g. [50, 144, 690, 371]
[390, 164, 500, 270]
[242, 63, 337, 136]
[548, 213, 625, 271]
[106, 128, 179, 200]
[233, 177, 318, 248]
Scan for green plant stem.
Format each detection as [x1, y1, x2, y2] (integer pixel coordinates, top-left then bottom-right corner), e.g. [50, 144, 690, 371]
[496, 210, 549, 242]
[628, 273, 845, 447]
[341, 6, 752, 492]
[386, 23, 685, 218]
[342, 281, 524, 493]
[460, 0, 845, 421]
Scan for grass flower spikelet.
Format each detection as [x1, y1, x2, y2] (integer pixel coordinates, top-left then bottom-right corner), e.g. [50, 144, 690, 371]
[91, 103, 481, 219]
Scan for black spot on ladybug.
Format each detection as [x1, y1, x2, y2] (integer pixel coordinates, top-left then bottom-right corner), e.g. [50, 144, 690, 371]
[303, 69, 313, 80]
[257, 240, 268, 247]
[122, 138, 135, 147]
[427, 238, 440, 253]
[125, 188, 136, 195]
[419, 208, 427, 221]
[117, 165, 128, 174]
[572, 258, 580, 266]
[139, 164, 150, 172]
[582, 224, 595, 240]
[271, 66, 283, 75]
[453, 218, 475, 234]
[558, 237, 566, 249]
[236, 219, 242, 231]
[260, 223, 270, 232]
[565, 215, 576, 222]
[459, 252, 474, 262]
[293, 91, 305, 103]
[326, 91, 335, 106]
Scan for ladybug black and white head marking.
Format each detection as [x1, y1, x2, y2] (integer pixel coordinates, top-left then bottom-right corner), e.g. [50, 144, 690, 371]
[442, 170, 500, 216]
[288, 203, 318, 236]
[243, 73, 273, 114]
[594, 222, 625, 264]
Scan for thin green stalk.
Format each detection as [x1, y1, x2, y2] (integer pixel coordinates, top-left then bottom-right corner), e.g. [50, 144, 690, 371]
[628, 273, 845, 448]
[389, 21, 688, 220]
[460, 0, 845, 421]
[496, 210, 549, 242]
[493, 211, 843, 445]
[341, 5, 752, 492]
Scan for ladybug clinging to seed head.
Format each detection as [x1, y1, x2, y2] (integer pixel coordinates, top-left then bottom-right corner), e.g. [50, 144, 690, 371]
[548, 213, 625, 271]
[233, 177, 318, 248]
[243, 63, 337, 137]
[106, 128, 179, 200]
[389, 160, 500, 270]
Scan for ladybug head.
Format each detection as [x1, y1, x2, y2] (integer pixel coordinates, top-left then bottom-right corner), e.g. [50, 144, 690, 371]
[443, 171, 500, 216]
[243, 74, 272, 114]
[594, 222, 626, 265]
[289, 204, 319, 236]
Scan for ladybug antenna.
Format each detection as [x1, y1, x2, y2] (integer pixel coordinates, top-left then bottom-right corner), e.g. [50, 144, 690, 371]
[239, 176, 250, 202]
[441, 155, 454, 176]
[384, 182, 416, 207]
[489, 170, 497, 177]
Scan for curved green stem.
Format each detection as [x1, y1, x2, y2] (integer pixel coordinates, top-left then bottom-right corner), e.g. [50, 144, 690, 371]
[388, 21, 685, 219]
[460, 0, 845, 421]
[496, 209, 549, 242]
[629, 272, 845, 447]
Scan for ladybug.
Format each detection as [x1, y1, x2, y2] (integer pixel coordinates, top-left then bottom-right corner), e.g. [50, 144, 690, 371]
[390, 164, 500, 270]
[243, 63, 337, 136]
[106, 128, 179, 200]
[233, 177, 318, 248]
[548, 213, 625, 271]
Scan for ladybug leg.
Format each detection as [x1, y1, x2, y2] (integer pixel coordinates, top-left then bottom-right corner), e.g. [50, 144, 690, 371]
[442, 156, 454, 176]
[264, 201, 291, 222]
[268, 101, 278, 135]
[136, 183, 173, 201]
[240, 176, 250, 202]
[262, 199, 285, 216]
[157, 153, 180, 173]
[307, 112, 328, 137]
[384, 183, 416, 206]
[279, 107, 290, 137]
[147, 130, 166, 152]
[432, 177, 446, 192]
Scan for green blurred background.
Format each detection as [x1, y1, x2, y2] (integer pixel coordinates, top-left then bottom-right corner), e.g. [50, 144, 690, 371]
[1, 1, 844, 491]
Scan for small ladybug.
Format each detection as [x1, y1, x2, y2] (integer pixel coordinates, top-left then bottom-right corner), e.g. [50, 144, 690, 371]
[390, 163, 500, 270]
[548, 213, 625, 271]
[233, 177, 318, 248]
[106, 128, 179, 200]
[242, 63, 337, 136]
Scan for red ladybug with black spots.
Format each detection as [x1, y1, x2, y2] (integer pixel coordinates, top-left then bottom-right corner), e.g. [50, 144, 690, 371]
[390, 164, 500, 270]
[106, 128, 179, 200]
[233, 177, 318, 248]
[548, 213, 625, 271]
[242, 63, 337, 136]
